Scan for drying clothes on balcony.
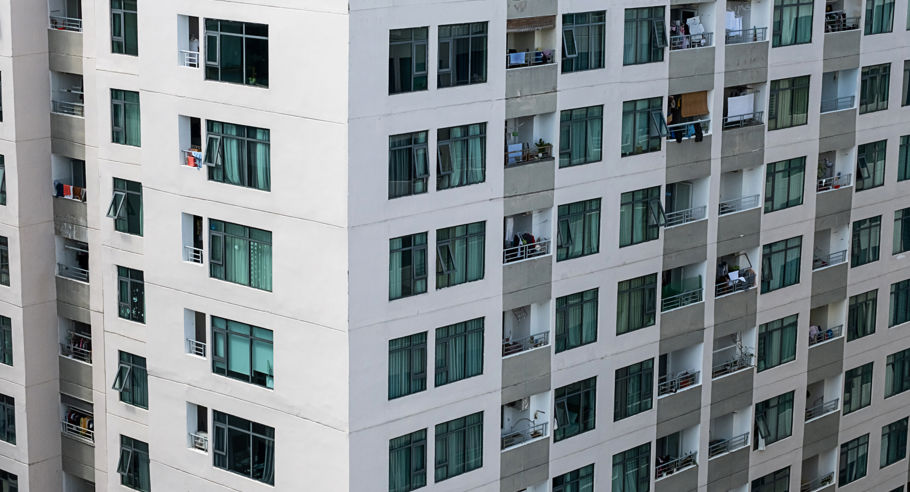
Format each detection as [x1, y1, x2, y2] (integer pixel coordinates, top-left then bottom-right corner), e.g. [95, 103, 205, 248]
[680, 91, 709, 117]
[509, 51, 526, 66]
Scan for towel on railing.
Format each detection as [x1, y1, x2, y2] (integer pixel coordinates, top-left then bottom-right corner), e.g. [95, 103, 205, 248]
[509, 52, 526, 65]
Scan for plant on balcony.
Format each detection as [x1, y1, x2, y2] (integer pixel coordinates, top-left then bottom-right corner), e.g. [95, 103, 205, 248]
[535, 138, 550, 158]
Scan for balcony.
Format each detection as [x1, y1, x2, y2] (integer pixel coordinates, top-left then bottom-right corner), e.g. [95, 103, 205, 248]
[718, 194, 759, 216]
[57, 262, 88, 283]
[805, 398, 839, 421]
[52, 100, 84, 117]
[712, 352, 753, 379]
[722, 110, 763, 130]
[658, 370, 700, 397]
[813, 250, 846, 271]
[816, 173, 851, 193]
[656, 451, 697, 479]
[188, 432, 208, 452]
[823, 12, 860, 71]
[179, 50, 199, 68]
[800, 472, 835, 492]
[820, 95, 854, 114]
[708, 432, 749, 458]
[502, 331, 548, 357]
[49, 15, 82, 32]
[183, 245, 203, 264]
[665, 205, 706, 228]
[670, 32, 713, 51]
[505, 142, 552, 167]
[667, 118, 710, 143]
[61, 416, 93, 443]
[661, 280, 703, 312]
[185, 338, 206, 358]
[505, 53, 557, 100]
[502, 421, 548, 450]
[724, 27, 767, 45]
[824, 13, 859, 32]
[809, 324, 843, 348]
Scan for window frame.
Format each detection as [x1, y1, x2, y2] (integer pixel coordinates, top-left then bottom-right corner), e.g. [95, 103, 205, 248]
[555, 288, 598, 352]
[0, 394, 13, 445]
[848, 290, 878, 341]
[211, 315, 274, 389]
[752, 467, 791, 492]
[110, 0, 137, 55]
[553, 464, 594, 492]
[881, 418, 908, 468]
[620, 187, 663, 247]
[764, 156, 806, 213]
[389, 27, 429, 95]
[435, 221, 485, 288]
[434, 412, 483, 482]
[434, 318, 484, 386]
[113, 351, 147, 409]
[754, 391, 794, 449]
[388, 332, 427, 400]
[886, 348, 910, 397]
[768, 75, 810, 130]
[561, 11, 606, 73]
[621, 97, 664, 156]
[116, 265, 144, 323]
[616, 273, 657, 335]
[757, 314, 798, 371]
[559, 105, 603, 168]
[851, 215, 882, 267]
[437, 22, 488, 88]
[208, 218, 273, 291]
[844, 362, 874, 413]
[614, 359, 654, 421]
[860, 63, 891, 114]
[556, 198, 601, 261]
[772, 0, 813, 47]
[213, 410, 276, 485]
[611, 443, 650, 492]
[890, 278, 910, 326]
[436, 123, 486, 190]
[856, 139, 887, 190]
[760, 236, 802, 293]
[110, 89, 140, 146]
[204, 19, 270, 88]
[839, 434, 870, 486]
[865, 0, 896, 34]
[623, 7, 666, 66]
[388, 131, 429, 199]
[118, 435, 150, 491]
[898, 135, 910, 180]
[204, 120, 271, 191]
[389, 428, 427, 492]
[110, 178, 142, 235]
[389, 232, 428, 300]
[894, 207, 910, 254]
[554, 377, 597, 441]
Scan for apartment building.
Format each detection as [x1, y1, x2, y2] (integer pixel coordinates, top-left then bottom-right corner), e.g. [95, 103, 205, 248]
[0, 0, 905, 490]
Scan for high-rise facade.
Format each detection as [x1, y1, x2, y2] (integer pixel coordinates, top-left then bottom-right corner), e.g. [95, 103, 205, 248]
[0, 0, 909, 491]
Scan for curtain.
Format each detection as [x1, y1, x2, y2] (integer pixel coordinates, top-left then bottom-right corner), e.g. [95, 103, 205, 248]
[228, 332, 251, 378]
[586, 109, 602, 164]
[632, 200, 648, 244]
[466, 230, 484, 282]
[389, 240, 403, 299]
[389, 437, 409, 491]
[388, 137, 411, 198]
[466, 126, 484, 185]
[583, 209, 600, 255]
[131, 364, 148, 408]
[250, 240, 272, 291]
[623, 16, 635, 65]
[566, 302, 582, 348]
[224, 236, 250, 286]
[253, 337, 273, 388]
[450, 127, 466, 188]
[621, 104, 634, 155]
[582, 294, 597, 344]
[465, 321, 483, 377]
[570, 112, 587, 166]
[388, 339, 408, 399]
[251, 129, 270, 191]
[221, 124, 243, 186]
[124, 99, 141, 147]
[464, 414, 483, 470]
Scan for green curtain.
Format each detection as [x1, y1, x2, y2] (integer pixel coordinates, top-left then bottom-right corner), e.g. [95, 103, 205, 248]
[124, 93, 140, 146]
[866, 0, 895, 34]
[584, 206, 600, 255]
[221, 124, 243, 186]
[228, 331, 251, 377]
[252, 331, 273, 388]
[389, 239, 403, 299]
[250, 239, 272, 291]
[465, 229, 484, 281]
[252, 129, 270, 191]
[224, 236, 250, 286]
[466, 125, 484, 184]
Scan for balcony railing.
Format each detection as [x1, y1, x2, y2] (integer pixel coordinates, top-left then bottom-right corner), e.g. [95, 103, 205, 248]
[813, 250, 846, 270]
[712, 353, 753, 378]
[503, 238, 550, 264]
[820, 95, 855, 113]
[62, 420, 94, 442]
[824, 14, 860, 33]
[502, 331, 549, 357]
[665, 205, 706, 227]
[715, 271, 756, 297]
[186, 338, 206, 358]
[724, 27, 767, 44]
[708, 432, 750, 458]
[182, 149, 207, 168]
[800, 471, 835, 492]
[184, 245, 204, 264]
[661, 287, 703, 312]
[656, 451, 697, 479]
[52, 100, 84, 117]
[670, 32, 714, 50]
[505, 50, 554, 69]
[719, 194, 760, 215]
[722, 110, 764, 129]
[501, 421, 548, 449]
[49, 15, 82, 32]
[817, 173, 852, 192]
[188, 432, 208, 452]
[658, 370, 700, 396]
[57, 263, 89, 283]
[179, 50, 200, 68]
[60, 342, 91, 364]
[504, 143, 552, 166]
[805, 398, 839, 421]
[667, 118, 711, 141]
[809, 324, 843, 346]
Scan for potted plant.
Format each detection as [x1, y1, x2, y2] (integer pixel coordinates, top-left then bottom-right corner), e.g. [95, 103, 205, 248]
[535, 138, 549, 158]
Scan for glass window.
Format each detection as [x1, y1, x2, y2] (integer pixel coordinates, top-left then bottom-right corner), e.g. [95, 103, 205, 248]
[881, 418, 908, 467]
[107, 178, 142, 235]
[118, 435, 150, 491]
[0, 470, 16, 492]
[839, 434, 869, 486]
[388, 332, 426, 400]
[0, 237, 7, 287]
[617, 273, 657, 335]
[0, 316, 10, 367]
[857, 139, 887, 190]
[615, 360, 653, 421]
[390, 232, 428, 300]
[555, 288, 598, 353]
[611, 443, 650, 492]
[389, 28, 428, 94]
[388, 131, 429, 199]
[112, 351, 147, 408]
[110, 89, 140, 146]
[204, 120, 270, 191]
[436, 221, 485, 288]
[757, 314, 798, 371]
[903, 61, 910, 106]
[557, 199, 601, 261]
[554, 377, 596, 441]
[844, 362, 873, 413]
[860, 63, 891, 113]
[435, 318, 484, 386]
[764, 157, 805, 212]
[559, 106, 603, 167]
[209, 219, 272, 291]
[0, 394, 13, 445]
[110, 0, 137, 55]
[0, 155, 7, 206]
[437, 123, 486, 190]
[562, 12, 606, 73]
[890, 278, 910, 326]
[761, 236, 802, 293]
[116, 266, 144, 323]
[768, 76, 810, 130]
[553, 463, 594, 492]
[751, 467, 790, 492]
[434, 412, 483, 482]
[205, 19, 269, 87]
[852, 216, 882, 267]
[772, 0, 813, 46]
[213, 410, 275, 485]
[621, 97, 665, 156]
[866, 0, 895, 34]
[437, 22, 487, 88]
[389, 429, 427, 492]
[898, 135, 910, 180]
[624, 7, 666, 65]
[886, 347, 910, 397]
[895, 208, 910, 253]
[620, 187, 664, 246]
[754, 391, 794, 448]
[848, 290, 878, 341]
[211, 316, 274, 389]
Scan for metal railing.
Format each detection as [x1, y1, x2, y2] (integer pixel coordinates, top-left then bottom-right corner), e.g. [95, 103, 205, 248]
[825, 15, 860, 33]
[813, 250, 846, 270]
[504, 143, 552, 166]
[52, 100, 84, 117]
[715, 273, 756, 297]
[820, 95, 855, 113]
[505, 50, 554, 69]
[656, 451, 697, 479]
[502, 331, 549, 357]
[58, 263, 89, 282]
[49, 16, 82, 32]
[503, 239, 550, 264]
[712, 353, 753, 378]
[62, 420, 94, 442]
[184, 245, 204, 264]
[805, 398, 839, 420]
[708, 432, 750, 458]
[817, 173, 852, 192]
[186, 338, 206, 357]
[809, 324, 843, 346]
[60, 342, 91, 364]
[667, 119, 711, 141]
[501, 421, 548, 449]
[188, 432, 208, 452]
[725, 27, 767, 44]
[665, 205, 706, 227]
[661, 288, 703, 312]
[722, 110, 764, 129]
[800, 471, 835, 492]
[719, 194, 760, 215]
[179, 50, 200, 68]
[658, 370, 700, 396]
[670, 32, 714, 50]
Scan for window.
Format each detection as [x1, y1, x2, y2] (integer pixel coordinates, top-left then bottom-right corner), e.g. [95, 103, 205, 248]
[388, 131, 429, 199]
[772, 0, 813, 46]
[553, 464, 594, 492]
[110, 0, 137, 55]
[390, 232, 427, 300]
[112, 351, 147, 408]
[852, 216, 882, 267]
[110, 89, 140, 146]
[561, 11, 606, 73]
[754, 392, 794, 448]
[209, 219, 272, 291]
[857, 140, 887, 191]
[117, 435, 150, 491]
[752, 467, 790, 492]
[557, 199, 601, 261]
[212, 316, 274, 389]
[620, 187, 664, 247]
[903, 62, 910, 106]
[768, 76, 809, 130]
[559, 105, 603, 167]
[886, 348, 910, 397]
[890, 278, 910, 326]
[843, 362, 873, 413]
[866, 0, 895, 34]
[554, 377, 596, 441]
[0, 395, 12, 445]
[617, 273, 657, 334]
[860, 63, 891, 114]
[436, 123, 486, 190]
[434, 412, 483, 482]
[389, 28, 428, 94]
[757, 314, 797, 371]
[623, 7, 666, 65]
[0, 236, 8, 287]
[435, 318, 484, 386]
[205, 19, 269, 87]
[436, 221, 485, 288]
[0, 155, 6, 206]
[204, 120, 270, 191]
[621, 97, 665, 156]
[388, 333, 426, 400]
[0, 471, 15, 492]
[882, 418, 908, 467]
[839, 434, 869, 486]
[107, 178, 142, 235]
[899, 135, 910, 180]
[764, 157, 805, 212]
[389, 429, 427, 492]
[555, 288, 598, 352]
[0, 316, 10, 366]
[615, 359, 653, 421]
[895, 208, 910, 253]
[848, 290, 878, 341]
[116, 266, 144, 323]
[612, 443, 650, 492]
[213, 410, 275, 485]
[437, 23, 487, 88]
[761, 236, 802, 293]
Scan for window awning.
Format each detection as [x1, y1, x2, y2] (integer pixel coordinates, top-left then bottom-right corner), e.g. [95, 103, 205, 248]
[680, 91, 709, 118]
